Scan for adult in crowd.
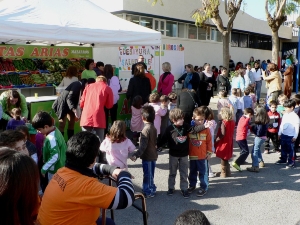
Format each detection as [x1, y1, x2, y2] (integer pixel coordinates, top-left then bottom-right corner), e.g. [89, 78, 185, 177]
[53, 79, 95, 139]
[231, 68, 245, 91]
[178, 64, 200, 92]
[217, 67, 231, 92]
[199, 63, 215, 106]
[127, 64, 151, 105]
[58, 65, 78, 88]
[0, 90, 28, 130]
[157, 62, 174, 96]
[262, 63, 282, 102]
[235, 62, 243, 71]
[251, 61, 263, 104]
[0, 148, 40, 225]
[80, 76, 113, 143]
[37, 132, 135, 225]
[177, 89, 201, 124]
[261, 60, 268, 71]
[81, 59, 97, 80]
[94, 61, 104, 76]
[283, 59, 294, 99]
[131, 55, 147, 75]
[249, 56, 255, 68]
[103, 64, 121, 134]
[244, 63, 255, 88]
[229, 55, 235, 72]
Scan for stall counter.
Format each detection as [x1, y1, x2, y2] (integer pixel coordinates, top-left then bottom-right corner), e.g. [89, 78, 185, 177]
[26, 92, 132, 140]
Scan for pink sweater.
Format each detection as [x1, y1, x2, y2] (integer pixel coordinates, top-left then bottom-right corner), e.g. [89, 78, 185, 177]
[130, 106, 144, 132]
[149, 102, 167, 136]
[100, 137, 136, 169]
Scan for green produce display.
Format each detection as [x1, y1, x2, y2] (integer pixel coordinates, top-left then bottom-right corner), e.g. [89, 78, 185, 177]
[13, 60, 27, 71]
[20, 74, 35, 86]
[23, 58, 37, 71]
[31, 73, 46, 84]
[8, 73, 22, 85]
[53, 72, 63, 84]
[0, 74, 11, 86]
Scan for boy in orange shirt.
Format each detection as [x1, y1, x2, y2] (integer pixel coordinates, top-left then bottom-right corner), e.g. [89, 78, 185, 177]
[187, 107, 212, 197]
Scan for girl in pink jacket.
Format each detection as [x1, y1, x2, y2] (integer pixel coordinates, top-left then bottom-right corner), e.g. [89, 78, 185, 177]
[100, 120, 136, 169]
[148, 93, 167, 136]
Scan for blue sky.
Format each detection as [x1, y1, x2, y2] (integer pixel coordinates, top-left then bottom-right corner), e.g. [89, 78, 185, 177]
[242, 0, 266, 21]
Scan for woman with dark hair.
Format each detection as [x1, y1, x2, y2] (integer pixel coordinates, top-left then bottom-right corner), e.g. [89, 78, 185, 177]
[0, 148, 40, 225]
[0, 90, 28, 130]
[103, 64, 120, 134]
[283, 59, 294, 99]
[126, 64, 151, 105]
[177, 64, 200, 91]
[58, 65, 78, 87]
[52, 79, 95, 139]
[198, 63, 215, 106]
[81, 59, 96, 80]
[262, 63, 282, 102]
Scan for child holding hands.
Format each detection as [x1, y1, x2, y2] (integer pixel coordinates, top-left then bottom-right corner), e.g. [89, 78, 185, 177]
[215, 107, 235, 177]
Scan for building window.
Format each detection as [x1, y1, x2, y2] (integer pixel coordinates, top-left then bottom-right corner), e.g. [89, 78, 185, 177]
[239, 33, 248, 48]
[210, 28, 222, 42]
[166, 21, 178, 37]
[126, 15, 140, 25]
[188, 25, 197, 39]
[249, 34, 271, 50]
[178, 23, 186, 38]
[231, 32, 248, 47]
[140, 17, 153, 29]
[198, 27, 206, 40]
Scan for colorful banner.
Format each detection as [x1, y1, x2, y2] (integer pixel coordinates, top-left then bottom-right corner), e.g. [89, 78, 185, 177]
[118, 46, 155, 71]
[0, 44, 93, 59]
[108, 93, 131, 129]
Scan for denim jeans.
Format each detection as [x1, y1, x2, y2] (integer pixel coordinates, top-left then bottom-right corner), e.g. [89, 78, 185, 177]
[251, 137, 265, 167]
[235, 139, 250, 166]
[280, 134, 295, 165]
[255, 80, 262, 103]
[188, 159, 209, 191]
[142, 160, 157, 196]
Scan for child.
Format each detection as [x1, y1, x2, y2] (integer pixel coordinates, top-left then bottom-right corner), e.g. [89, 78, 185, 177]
[293, 94, 300, 158]
[16, 125, 38, 164]
[198, 106, 217, 178]
[217, 90, 232, 120]
[158, 108, 206, 198]
[247, 105, 270, 172]
[168, 92, 177, 111]
[277, 94, 288, 117]
[264, 100, 281, 154]
[276, 100, 299, 167]
[160, 95, 170, 140]
[187, 107, 212, 197]
[6, 108, 25, 130]
[148, 92, 168, 137]
[243, 88, 253, 109]
[32, 111, 67, 181]
[100, 120, 135, 169]
[249, 86, 257, 109]
[228, 88, 239, 124]
[215, 107, 235, 177]
[236, 88, 245, 124]
[232, 108, 254, 171]
[130, 95, 144, 146]
[131, 105, 158, 198]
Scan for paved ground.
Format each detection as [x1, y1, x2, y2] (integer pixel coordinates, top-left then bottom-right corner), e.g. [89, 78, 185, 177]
[109, 95, 300, 225]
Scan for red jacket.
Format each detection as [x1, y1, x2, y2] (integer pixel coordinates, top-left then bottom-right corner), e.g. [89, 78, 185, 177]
[80, 81, 113, 128]
[267, 111, 281, 133]
[236, 116, 251, 141]
[157, 72, 174, 95]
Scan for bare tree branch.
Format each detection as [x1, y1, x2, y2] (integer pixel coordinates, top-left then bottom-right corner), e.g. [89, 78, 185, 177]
[275, 0, 287, 20]
[225, 0, 228, 14]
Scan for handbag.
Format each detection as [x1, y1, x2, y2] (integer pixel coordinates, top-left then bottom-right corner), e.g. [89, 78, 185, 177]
[75, 91, 82, 118]
[187, 91, 198, 108]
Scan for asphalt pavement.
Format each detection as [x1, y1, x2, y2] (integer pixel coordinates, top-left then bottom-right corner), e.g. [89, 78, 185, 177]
[110, 95, 300, 225]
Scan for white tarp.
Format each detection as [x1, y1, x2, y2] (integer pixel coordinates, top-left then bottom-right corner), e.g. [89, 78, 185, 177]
[0, 0, 161, 46]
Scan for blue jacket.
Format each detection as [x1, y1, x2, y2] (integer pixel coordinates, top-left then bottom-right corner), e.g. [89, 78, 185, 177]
[251, 124, 268, 137]
[231, 76, 245, 91]
[243, 96, 252, 109]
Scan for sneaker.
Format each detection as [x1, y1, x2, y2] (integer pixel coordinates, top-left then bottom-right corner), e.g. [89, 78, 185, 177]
[167, 189, 174, 196]
[232, 162, 242, 171]
[144, 193, 155, 198]
[187, 186, 196, 194]
[181, 190, 190, 198]
[287, 163, 295, 168]
[259, 161, 265, 168]
[208, 173, 215, 178]
[197, 188, 207, 197]
[157, 147, 163, 152]
[264, 150, 269, 154]
[246, 166, 259, 173]
[276, 159, 286, 164]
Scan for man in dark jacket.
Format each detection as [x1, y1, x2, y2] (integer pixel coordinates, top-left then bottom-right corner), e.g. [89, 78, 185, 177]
[217, 67, 231, 92]
[131, 55, 147, 75]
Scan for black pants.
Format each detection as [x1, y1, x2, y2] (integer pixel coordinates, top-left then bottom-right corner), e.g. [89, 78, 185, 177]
[235, 139, 250, 166]
[294, 132, 300, 159]
[264, 131, 280, 151]
[104, 103, 118, 134]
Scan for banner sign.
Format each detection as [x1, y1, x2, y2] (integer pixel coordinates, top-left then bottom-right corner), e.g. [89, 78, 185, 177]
[0, 45, 93, 59]
[118, 46, 155, 71]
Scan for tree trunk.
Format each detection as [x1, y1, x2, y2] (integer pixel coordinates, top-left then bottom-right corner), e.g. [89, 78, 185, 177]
[271, 30, 280, 64]
[223, 32, 230, 70]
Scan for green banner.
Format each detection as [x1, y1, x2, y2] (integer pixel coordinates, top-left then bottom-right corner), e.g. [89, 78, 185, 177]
[0, 44, 93, 59]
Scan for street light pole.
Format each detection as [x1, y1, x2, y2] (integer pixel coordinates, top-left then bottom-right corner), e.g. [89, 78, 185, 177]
[296, 16, 300, 93]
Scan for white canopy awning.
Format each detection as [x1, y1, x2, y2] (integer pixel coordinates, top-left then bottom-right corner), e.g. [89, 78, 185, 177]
[0, 0, 161, 46]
